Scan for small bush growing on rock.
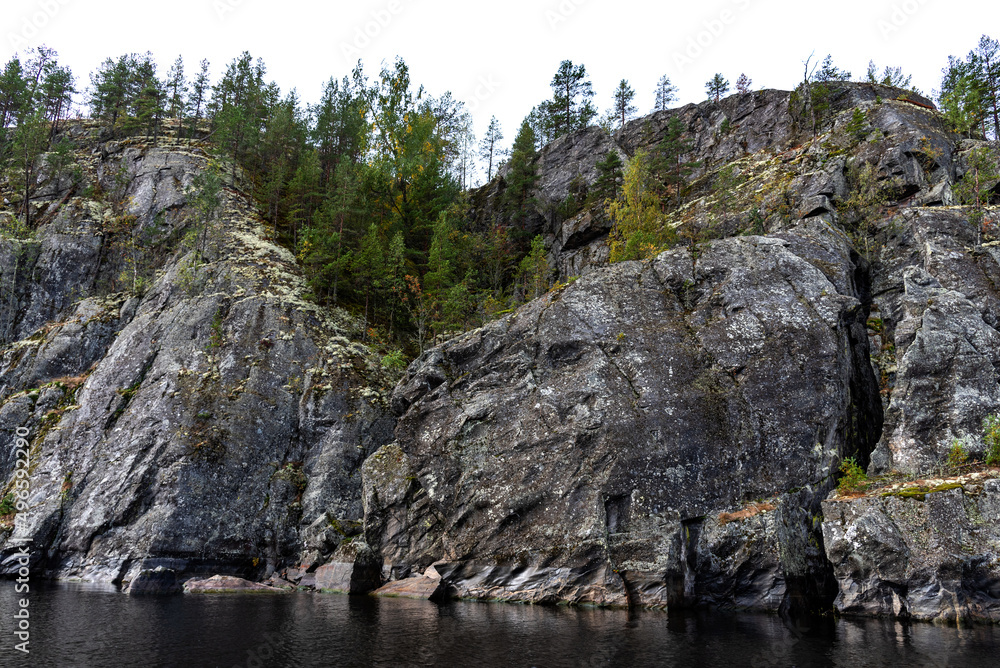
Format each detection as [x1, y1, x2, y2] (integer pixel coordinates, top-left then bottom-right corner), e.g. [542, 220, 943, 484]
[837, 457, 868, 494]
[947, 440, 970, 469]
[381, 349, 407, 371]
[0, 493, 16, 516]
[984, 414, 1000, 466]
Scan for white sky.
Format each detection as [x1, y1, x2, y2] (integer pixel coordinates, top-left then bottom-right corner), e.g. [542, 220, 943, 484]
[3, 0, 997, 181]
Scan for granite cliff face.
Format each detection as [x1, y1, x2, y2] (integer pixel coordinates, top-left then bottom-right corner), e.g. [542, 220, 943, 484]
[369, 221, 877, 610]
[3, 83, 1000, 624]
[0, 123, 395, 587]
[371, 82, 1000, 621]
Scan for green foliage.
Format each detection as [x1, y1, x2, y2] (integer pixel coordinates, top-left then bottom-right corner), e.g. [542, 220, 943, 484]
[837, 457, 868, 494]
[542, 60, 597, 139]
[866, 60, 918, 92]
[503, 120, 539, 225]
[6, 106, 50, 227]
[186, 165, 223, 265]
[89, 52, 164, 137]
[947, 440, 970, 468]
[844, 108, 868, 141]
[939, 54, 989, 137]
[838, 161, 897, 257]
[815, 55, 852, 82]
[984, 414, 1000, 466]
[381, 349, 408, 370]
[608, 149, 669, 262]
[592, 149, 624, 204]
[479, 115, 503, 181]
[710, 164, 743, 221]
[954, 146, 1000, 241]
[654, 75, 678, 111]
[207, 308, 225, 350]
[705, 73, 729, 102]
[517, 235, 550, 300]
[650, 116, 699, 205]
[612, 79, 637, 129]
[0, 493, 15, 516]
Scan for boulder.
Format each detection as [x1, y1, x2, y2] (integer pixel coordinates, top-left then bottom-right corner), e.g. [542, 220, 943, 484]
[183, 575, 286, 594]
[314, 538, 382, 594]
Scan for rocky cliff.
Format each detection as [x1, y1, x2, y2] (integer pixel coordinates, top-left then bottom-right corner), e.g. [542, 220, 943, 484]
[0, 122, 395, 587]
[3, 82, 1000, 624]
[372, 82, 1000, 621]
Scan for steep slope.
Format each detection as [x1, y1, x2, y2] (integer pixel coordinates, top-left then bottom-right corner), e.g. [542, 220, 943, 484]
[368, 219, 878, 610]
[367, 83, 1000, 620]
[0, 123, 395, 585]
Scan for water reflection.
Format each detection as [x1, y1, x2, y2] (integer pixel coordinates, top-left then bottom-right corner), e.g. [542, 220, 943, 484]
[0, 582, 997, 667]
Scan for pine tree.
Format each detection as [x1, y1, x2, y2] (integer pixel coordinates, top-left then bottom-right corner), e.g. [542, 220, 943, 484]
[651, 116, 698, 204]
[186, 58, 211, 136]
[975, 35, 1000, 139]
[479, 115, 503, 181]
[955, 146, 1000, 242]
[938, 56, 986, 136]
[735, 73, 752, 94]
[844, 108, 868, 140]
[814, 55, 851, 82]
[612, 79, 637, 129]
[89, 54, 135, 127]
[312, 71, 367, 187]
[39, 64, 74, 138]
[0, 57, 27, 130]
[503, 120, 539, 228]
[706, 74, 729, 102]
[166, 55, 187, 119]
[593, 149, 624, 204]
[213, 52, 269, 184]
[545, 60, 596, 138]
[7, 107, 50, 228]
[654, 75, 678, 111]
[526, 104, 551, 148]
[866, 60, 915, 90]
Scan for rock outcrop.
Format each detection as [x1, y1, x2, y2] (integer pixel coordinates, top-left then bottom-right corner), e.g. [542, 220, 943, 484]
[823, 472, 1000, 622]
[4, 80, 1000, 627]
[367, 82, 1000, 622]
[0, 124, 395, 586]
[365, 218, 881, 611]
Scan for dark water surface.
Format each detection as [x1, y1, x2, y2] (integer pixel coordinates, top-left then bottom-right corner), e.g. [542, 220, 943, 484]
[2, 582, 999, 667]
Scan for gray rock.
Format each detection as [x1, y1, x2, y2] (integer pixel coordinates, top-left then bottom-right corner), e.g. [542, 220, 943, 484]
[822, 475, 1000, 623]
[870, 210, 1000, 474]
[314, 538, 382, 594]
[367, 223, 881, 611]
[123, 566, 181, 595]
[0, 131, 396, 588]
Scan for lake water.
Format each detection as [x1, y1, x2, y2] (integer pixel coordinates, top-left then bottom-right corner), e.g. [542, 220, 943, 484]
[2, 582, 999, 667]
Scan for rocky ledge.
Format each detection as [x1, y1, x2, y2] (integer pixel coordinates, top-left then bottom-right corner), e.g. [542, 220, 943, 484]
[823, 469, 1000, 623]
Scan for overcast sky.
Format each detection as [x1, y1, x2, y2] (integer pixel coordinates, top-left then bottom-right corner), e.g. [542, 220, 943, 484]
[4, 0, 997, 179]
